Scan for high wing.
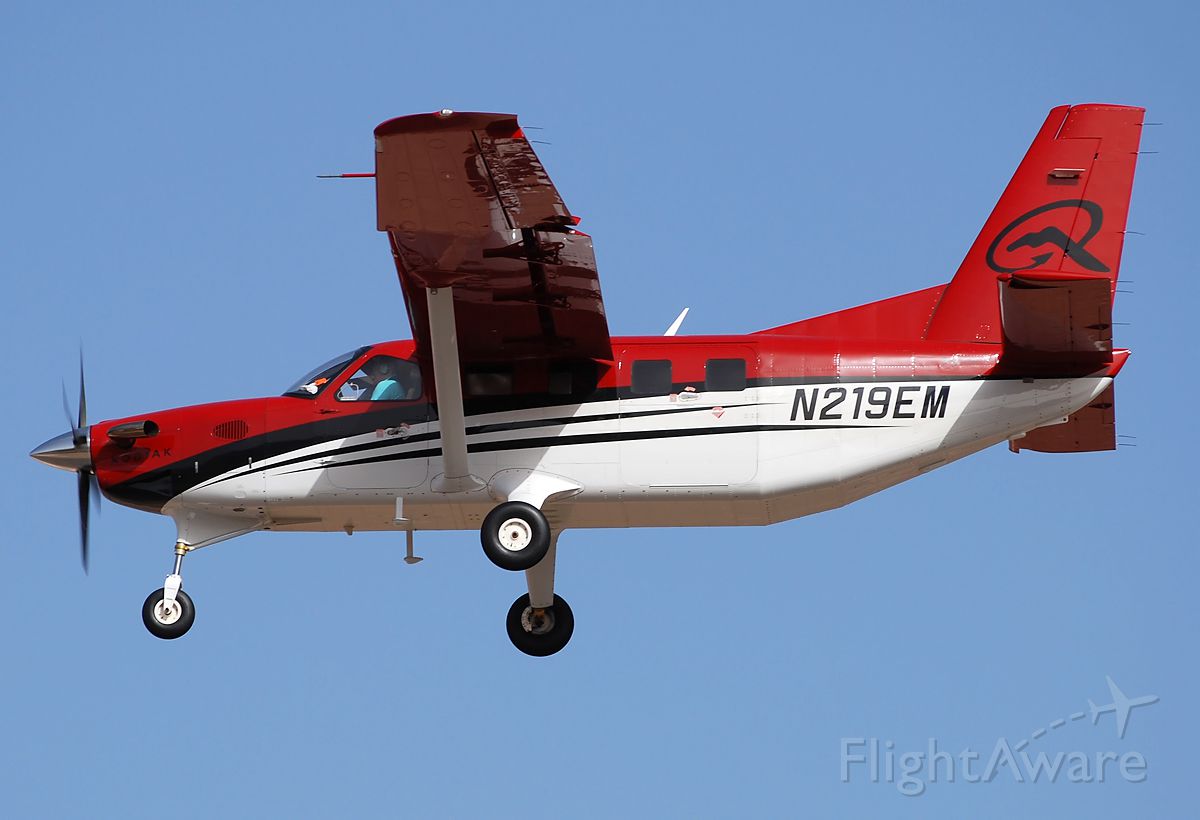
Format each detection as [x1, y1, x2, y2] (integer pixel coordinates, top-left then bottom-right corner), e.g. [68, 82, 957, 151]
[374, 110, 612, 364]
[372, 111, 611, 492]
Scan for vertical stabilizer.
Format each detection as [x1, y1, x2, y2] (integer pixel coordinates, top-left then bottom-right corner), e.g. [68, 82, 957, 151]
[925, 104, 1144, 343]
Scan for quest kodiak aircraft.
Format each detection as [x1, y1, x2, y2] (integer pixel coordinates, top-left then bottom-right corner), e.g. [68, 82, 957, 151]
[32, 104, 1144, 655]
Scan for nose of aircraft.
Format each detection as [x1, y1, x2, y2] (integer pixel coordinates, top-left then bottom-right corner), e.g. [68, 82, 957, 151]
[31, 430, 92, 472]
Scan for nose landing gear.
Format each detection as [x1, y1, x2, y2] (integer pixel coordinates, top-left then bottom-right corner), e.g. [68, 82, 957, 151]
[142, 542, 196, 640]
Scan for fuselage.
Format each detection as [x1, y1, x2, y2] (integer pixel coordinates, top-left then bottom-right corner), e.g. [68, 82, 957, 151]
[87, 334, 1120, 548]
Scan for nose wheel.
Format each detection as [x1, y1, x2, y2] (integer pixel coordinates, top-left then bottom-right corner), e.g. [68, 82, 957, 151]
[142, 587, 196, 639]
[506, 593, 574, 656]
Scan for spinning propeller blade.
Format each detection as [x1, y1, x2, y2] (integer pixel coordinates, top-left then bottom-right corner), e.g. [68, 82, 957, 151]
[76, 354, 88, 445]
[78, 469, 91, 572]
[61, 382, 75, 435]
[44, 356, 99, 572]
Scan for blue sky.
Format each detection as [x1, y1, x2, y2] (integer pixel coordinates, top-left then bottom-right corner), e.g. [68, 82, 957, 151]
[3, 1, 1197, 816]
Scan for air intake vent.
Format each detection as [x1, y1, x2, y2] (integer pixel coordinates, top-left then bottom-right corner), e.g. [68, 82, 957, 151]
[212, 420, 250, 440]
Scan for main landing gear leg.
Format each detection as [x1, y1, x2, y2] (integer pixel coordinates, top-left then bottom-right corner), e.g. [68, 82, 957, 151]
[506, 531, 574, 657]
[142, 541, 196, 640]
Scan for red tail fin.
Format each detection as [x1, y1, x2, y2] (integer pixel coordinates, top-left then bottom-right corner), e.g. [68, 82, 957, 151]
[925, 104, 1145, 343]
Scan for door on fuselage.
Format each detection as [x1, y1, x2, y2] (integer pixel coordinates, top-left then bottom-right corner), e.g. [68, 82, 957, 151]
[617, 344, 758, 487]
[267, 348, 430, 499]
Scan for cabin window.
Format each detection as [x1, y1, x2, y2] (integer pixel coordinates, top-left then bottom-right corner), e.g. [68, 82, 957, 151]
[705, 358, 746, 391]
[631, 360, 672, 395]
[336, 356, 422, 402]
[465, 366, 514, 397]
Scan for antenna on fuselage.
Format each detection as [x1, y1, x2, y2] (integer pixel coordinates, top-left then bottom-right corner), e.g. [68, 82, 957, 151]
[404, 530, 422, 565]
[664, 307, 690, 337]
[395, 498, 422, 564]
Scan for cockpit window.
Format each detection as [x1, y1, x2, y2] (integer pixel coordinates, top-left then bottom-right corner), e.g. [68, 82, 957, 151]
[283, 348, 366, 397]
[336, 355, 423, 402]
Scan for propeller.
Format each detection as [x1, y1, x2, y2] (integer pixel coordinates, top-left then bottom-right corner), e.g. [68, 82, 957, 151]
[53, 354, 100, 572]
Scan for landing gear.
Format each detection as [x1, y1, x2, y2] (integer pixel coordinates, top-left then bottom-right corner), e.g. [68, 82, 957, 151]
[506, 593, 574, 657]
[142, 588, 195, 639]
[505, 530, 570, 655]
[142, 542, 196, 640]
[480, 501, 550, 571]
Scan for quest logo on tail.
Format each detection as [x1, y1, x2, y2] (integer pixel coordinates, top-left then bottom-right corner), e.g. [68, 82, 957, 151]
[986, 199, 1110, 273]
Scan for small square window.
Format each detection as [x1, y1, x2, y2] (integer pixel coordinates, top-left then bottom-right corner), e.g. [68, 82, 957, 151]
[465, 367, 514, 396]
[549, 361, 598, 397]
[631, 360, 672, 395]
[705, 358, 746, 391]
[548, 369, 572, 396]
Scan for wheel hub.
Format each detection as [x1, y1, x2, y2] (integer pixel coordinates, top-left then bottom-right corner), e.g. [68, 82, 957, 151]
[521, 606, 555, 635]
[154, 599, 182, 625]
[498, 518, 533, 552]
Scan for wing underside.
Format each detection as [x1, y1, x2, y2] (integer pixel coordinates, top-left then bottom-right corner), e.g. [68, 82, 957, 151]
[374, 111, 612, 365]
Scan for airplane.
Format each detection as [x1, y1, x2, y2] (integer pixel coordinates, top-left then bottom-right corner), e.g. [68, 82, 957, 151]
[31, 104, 1145, 656]
[1088, 676, 1159, 739]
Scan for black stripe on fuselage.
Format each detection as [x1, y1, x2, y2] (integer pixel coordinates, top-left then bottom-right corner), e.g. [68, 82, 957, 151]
[219, 403, 759, 485]
[105, 401, 751, 510]
[271, 422, 872, 477]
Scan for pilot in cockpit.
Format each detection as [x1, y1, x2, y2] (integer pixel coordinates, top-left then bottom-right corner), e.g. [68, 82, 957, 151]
[353, 356, 421, 401]
[357, 357, 398, 401]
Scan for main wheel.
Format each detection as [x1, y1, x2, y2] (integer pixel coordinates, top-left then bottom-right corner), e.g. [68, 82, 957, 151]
[141, 588, 196, 640]
[506, 593, 574, 657]
[481, 501, 551, 571]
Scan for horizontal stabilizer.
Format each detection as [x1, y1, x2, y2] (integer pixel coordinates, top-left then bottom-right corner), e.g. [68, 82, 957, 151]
[998, 271, 1112, 371]
[1010, 385, 1116, 453]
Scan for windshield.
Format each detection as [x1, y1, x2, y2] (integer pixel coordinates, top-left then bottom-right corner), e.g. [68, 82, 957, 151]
[282, 348, 368, 397]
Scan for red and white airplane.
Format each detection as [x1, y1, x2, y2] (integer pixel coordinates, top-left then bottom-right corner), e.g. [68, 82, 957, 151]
[32, 104, 1144, 655]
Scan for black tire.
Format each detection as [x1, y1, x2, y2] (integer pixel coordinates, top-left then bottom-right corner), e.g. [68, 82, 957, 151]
[506, 593, 574, 657]
[141, 588, 196, 640]
[480, 501, 550, 571]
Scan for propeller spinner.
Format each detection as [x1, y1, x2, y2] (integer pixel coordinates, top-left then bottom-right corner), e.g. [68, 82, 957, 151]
[30, 358, 100, 572]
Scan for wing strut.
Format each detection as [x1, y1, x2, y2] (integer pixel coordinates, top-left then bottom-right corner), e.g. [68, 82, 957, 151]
[426, 287, 484, 493]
